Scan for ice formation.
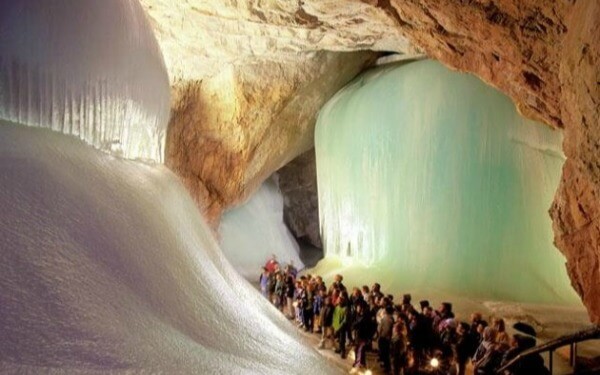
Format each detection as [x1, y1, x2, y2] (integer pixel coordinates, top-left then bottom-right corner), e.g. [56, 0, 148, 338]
[0, 0, 170, 162]
[0, 123, 340, 374]
[315, 60, 579, 304]
[220, 177, 304, 279]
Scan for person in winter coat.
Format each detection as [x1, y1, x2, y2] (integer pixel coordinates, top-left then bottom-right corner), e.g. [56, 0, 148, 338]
[500, 334, 549, 375]
[333, 295, 349, 359]
[391, 318, 408, 375]
[473, 326, 504, 375]
[454, 322, 476, 375]
[302, 284, 315, 332]
[259, 267, 269, 299]
[378, 306, 394, 372]
[273, 272, 285, 309]
[318, 297, 335, 349]
[351, 302, 372, 370]
[285, 275, 295, 319]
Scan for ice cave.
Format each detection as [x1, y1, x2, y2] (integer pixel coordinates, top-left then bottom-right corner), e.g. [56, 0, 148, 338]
[0, 0, 599, 374]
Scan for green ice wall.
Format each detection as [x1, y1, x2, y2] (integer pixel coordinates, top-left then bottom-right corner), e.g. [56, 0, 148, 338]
[315, 60, 578, 304]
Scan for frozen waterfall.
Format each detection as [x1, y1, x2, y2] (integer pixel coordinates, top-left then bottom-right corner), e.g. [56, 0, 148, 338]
[0, 0, 170, 162]
[315, 60, 579, 304]
[220, 177, 304, 279]
[0, 123, 340, 374]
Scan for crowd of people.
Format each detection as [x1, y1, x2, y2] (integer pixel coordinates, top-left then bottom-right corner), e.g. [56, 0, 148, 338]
[259, 257, 549, 375]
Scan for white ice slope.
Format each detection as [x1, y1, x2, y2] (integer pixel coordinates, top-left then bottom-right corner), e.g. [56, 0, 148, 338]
[0, 123, 340, 374]
[220, 177, 304, 279]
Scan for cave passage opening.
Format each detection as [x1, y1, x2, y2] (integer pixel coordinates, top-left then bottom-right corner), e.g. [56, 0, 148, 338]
[313, 59, 580, 305]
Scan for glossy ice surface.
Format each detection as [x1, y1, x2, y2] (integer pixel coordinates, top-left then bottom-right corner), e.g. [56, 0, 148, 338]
[315, 60, 579, 304]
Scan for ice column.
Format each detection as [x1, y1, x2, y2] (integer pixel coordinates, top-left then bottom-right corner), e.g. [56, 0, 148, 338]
[220, 177, 304, 279]
[315, 60, 578, 304]
[0, 0, 170, 162]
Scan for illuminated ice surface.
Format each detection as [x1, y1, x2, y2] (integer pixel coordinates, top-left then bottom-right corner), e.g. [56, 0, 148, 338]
[0, 124, 340, 374]
[220, 177, 304, 279]
[0, 0, 170, 162]
[315, 60, 580, 305]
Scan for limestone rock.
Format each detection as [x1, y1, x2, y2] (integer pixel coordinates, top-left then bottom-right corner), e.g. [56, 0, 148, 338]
[139, 0, 419, 226]
[165, 51, 377, 226]
[139, 0, 417, 82]
[549, 0, 600, 323]
[277, 150, 321, 249]
[385, 0, 570, 128]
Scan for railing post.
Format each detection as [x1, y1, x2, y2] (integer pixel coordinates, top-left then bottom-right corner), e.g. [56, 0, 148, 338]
[572, 342, 577, 371]
[570, 343, 574, 368]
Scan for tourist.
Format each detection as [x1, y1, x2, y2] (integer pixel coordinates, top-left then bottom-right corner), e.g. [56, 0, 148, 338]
[371, 282, 383, 300]
[333, 295, 349, 359]
[351, 302, 371, 371]
[401, 294, 413, 313]
[407, 307, 428, 371]
[272, 272, 283, 307]
[470, 312, 487, 344]
[259, 267, 269, 299]
[454, 322, 475, 375]
[332, 274, 346, 292]
[378, 306, 394, 372]
[313, 289, 325, 332]
[361, 285, 371, 301]
[294, 280, 304, 325]
[318, 296, 335, 349]
[264, 254, 278, 273]
[285, 275, 295, 319]
[473, 326, 504, 374]
[302, 283, 315, 332]
[433, 302, 454, 333]
[493, 317, 510, 348]
[500, 334, 548, 375]
[391, 318, 408, 375]
[315, 276, 327, 293]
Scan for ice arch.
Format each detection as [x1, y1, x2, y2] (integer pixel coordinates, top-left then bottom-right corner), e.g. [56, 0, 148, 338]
[220, 177, 304, 279]
[0, 0, 170, 162]
[315, 60, 579, 304]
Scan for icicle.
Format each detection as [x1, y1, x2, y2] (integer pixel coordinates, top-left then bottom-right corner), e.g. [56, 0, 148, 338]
[0, 0, 170, 162]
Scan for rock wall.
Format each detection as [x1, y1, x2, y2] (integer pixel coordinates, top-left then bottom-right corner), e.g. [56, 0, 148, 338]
[277, 150, 321, 249]
[382, 0, 570, 129]
[549, 0, 600, 323]
[165, 51, 376, 225]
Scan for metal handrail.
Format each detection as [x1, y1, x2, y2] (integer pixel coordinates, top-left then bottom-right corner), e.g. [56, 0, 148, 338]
[496, 325, 600, 374]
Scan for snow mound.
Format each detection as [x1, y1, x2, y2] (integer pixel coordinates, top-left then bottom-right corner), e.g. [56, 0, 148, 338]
[0, 123, 339, 374]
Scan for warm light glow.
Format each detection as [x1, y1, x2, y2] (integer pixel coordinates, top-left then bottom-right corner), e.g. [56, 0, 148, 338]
[430, 358, 439, 368]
